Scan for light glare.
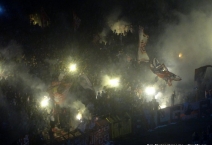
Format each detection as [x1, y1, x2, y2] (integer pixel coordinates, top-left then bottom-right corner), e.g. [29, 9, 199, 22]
[69, 64, 77, 72]
[41, 96, 49, 107]
[145, 87, 156, 95]
[76, 113, 82, 120]
[109, 78, 119, 87]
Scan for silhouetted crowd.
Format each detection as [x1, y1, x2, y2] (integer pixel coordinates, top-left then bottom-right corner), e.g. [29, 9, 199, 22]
[191, 124, 212, 144]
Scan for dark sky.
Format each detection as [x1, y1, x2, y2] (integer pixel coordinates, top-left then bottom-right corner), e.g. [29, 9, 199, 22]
[1, 0, 182, 25]
[2, 0, 207, 32]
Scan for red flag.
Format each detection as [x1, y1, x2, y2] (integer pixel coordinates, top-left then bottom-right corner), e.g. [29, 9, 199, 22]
[150, 58, 182, 86]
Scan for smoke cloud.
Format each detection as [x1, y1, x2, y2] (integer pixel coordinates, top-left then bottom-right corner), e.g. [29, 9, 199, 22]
[99, 7, 131, 43]
[153, 8, 212, 87]
[145, 2, 212, 106]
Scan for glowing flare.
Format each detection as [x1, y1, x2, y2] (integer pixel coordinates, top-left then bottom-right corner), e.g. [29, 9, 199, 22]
[160, 104, 166, 109]
[40, 96, 49, 107]
[69, 64, 77, 72]
[109, 78, 119, 87]
[145, 87, 156, 95]
[76, 113, 82, 120]
[178, 53, 182, 58]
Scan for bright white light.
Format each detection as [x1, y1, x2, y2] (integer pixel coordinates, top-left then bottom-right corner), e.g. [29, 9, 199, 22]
[160, 104, 166, 109]
[76, 113, 82, 120]
[40, 96, 49, 108]
[179, 53, 182, 58]
[145, 86, 156, 95]
[69, 64, 77, 72]
[109, 78, 120, 87]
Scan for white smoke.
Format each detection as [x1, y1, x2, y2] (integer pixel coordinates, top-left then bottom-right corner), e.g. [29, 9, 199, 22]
[60, 92, 92, 130]
[154, 10, 212, 87]
[99, 7, 132, 43]
[147, 2, 212, 106]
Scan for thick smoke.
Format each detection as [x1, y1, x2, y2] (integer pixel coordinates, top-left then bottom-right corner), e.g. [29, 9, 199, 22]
[148, 2, 212, 106]
[99, 7, 131, 43]
[107, 7, 130, 34]
[58, 85, 92, 130]
[154, 8, 212, 86]
[0, 41, 47, 93]
[0, 41, 49, 144]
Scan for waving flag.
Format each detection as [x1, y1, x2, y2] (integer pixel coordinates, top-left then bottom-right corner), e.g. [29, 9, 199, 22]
[150, 58, 181, 86]
[194, 65, 212, 82]
[138, 26, 149, 62]
[73, 11, 81, 31]
[79, 74, 94, 90]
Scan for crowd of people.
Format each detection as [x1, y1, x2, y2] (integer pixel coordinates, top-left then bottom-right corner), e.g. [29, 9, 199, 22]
[191, 124, 212, 144]
[0, 21, 154, 144]
[0, 5, 211, 144]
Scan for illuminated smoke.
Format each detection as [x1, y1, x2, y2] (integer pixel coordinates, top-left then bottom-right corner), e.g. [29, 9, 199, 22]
[143, 2, 212, 106]
[99, 7, 131, 43]
[153, 8, 212, 87]
[62, 98, 91, 130]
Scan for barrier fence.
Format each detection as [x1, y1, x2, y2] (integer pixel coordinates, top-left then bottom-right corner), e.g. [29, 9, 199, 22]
[16, 98, 212, 145]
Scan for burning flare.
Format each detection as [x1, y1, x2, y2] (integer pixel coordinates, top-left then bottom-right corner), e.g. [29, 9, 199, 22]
[109, 78, 120, 87]
[76, 113, 82, 120]
[145, 86, 156, 95]
[40, 96, 49, 108]
[69, 63, 77, 72]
